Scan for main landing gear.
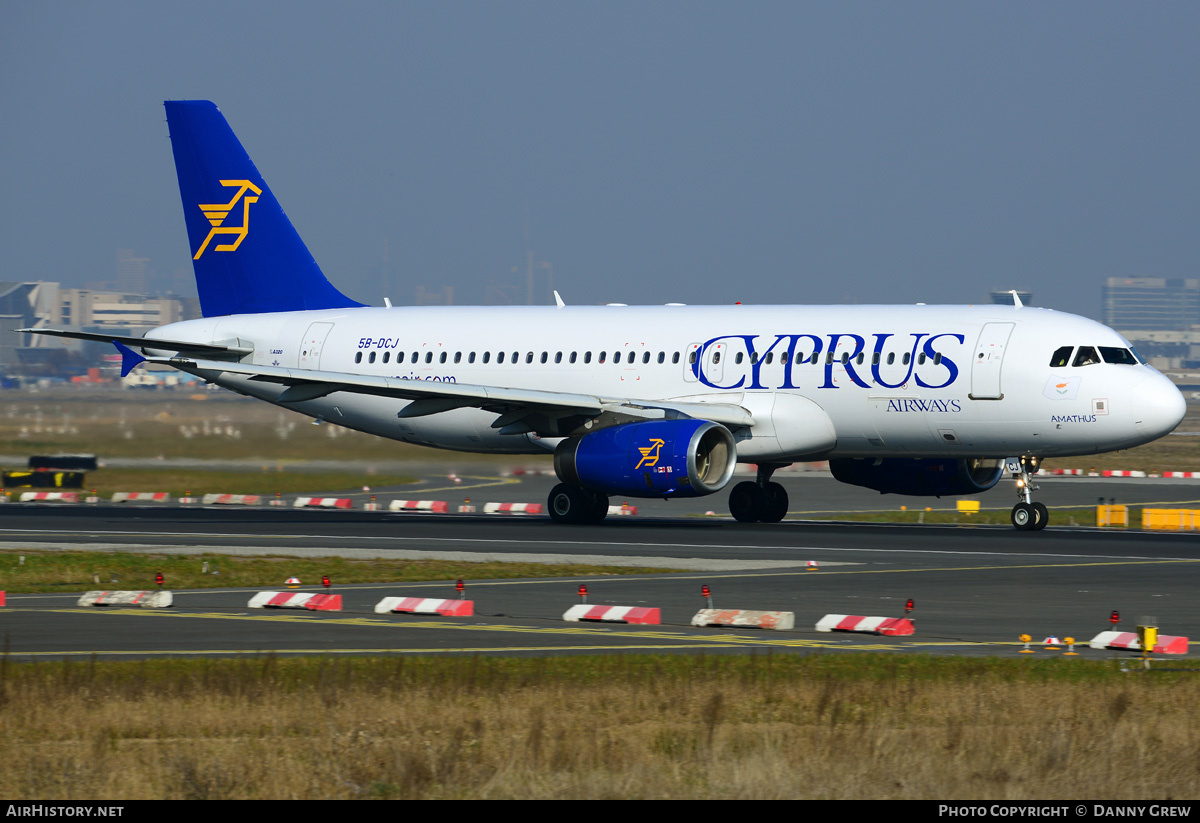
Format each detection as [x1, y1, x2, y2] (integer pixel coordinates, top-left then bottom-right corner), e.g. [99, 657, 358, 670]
[728, 463, 790, 523]
[1010, 456, 1048, 531]
[547, 483, 610, 525]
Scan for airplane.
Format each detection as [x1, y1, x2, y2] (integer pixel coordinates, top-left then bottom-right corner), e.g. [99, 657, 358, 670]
[24, 100, 1187, 530]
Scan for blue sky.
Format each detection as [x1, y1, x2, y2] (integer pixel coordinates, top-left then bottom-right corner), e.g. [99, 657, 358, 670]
[2, 2, 1197, 318]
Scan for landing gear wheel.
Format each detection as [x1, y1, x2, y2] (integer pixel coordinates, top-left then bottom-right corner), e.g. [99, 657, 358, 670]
[582, 491, 610, 524]
[1011, 502, 1036, 531]
[1031, 502, 1048, 531]
[729, 481, 765, 523]
[759, 482, 789, 524]
[548, 483, 590, 524]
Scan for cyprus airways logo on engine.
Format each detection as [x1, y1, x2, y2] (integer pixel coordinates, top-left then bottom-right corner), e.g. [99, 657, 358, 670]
[192, 180, 262, 259]
[635, 438, 665, 470]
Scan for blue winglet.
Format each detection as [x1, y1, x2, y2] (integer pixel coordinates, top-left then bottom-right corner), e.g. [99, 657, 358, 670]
[113, 341, 146, 378]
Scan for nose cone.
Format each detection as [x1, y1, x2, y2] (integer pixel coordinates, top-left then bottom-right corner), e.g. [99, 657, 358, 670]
[1132, 374, 1186, 440]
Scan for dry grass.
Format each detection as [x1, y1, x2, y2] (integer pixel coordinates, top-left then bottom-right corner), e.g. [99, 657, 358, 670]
[1, 654, 1197, 800]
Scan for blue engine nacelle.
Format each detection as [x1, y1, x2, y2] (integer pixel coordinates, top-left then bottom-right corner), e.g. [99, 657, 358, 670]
[554, 419, 737, 498]
[829, 457, 1005, 497]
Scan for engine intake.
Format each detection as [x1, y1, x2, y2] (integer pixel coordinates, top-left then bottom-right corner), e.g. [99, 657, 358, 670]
[829, 457, 1004, 497]
[555, 419, 737, 498]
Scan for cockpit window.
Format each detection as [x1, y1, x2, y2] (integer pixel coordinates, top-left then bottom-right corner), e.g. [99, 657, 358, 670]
[1049, 346, 1073, 368]
[1072, 346, 1100, 367]
[1099, 346, 1138, 365]
[1130, 347, 1146, 364]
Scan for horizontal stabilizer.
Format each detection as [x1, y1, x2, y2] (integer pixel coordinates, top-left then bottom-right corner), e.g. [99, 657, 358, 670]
[19, 328, 252, 359]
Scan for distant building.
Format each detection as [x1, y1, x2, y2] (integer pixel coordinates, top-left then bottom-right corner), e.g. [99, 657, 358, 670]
[1102, 277, 1200, 331]
[116, 249, 149, 295]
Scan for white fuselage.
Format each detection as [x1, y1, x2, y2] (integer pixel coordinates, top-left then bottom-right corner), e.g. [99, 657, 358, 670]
[148, 302, 1185, 461]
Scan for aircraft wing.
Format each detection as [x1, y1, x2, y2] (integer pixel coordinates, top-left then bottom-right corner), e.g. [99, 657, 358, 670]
[140, 352, 755, 434]
[19, 328, 253, 359]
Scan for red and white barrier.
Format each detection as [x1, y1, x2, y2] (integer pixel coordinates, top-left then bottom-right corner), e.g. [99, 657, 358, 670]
[111, 492, 172, 503]
[293, 497, 353, 509]
[202, 494, 261, 506]
[248, 591, 343, 611]
[1088, 631, 1188, 654]
[483, 502, 544, 515]
[607, 504, 639, 516]
[1164, 472, 1200, 479]
[19, 492, 79, 503]
[77, 590, 173, 608]
[1101, 470, 1146, 478]
[388, 500, 449, 513]
[374, 597, 474, 616]
[1050, 469, 1084, 476]
[815, 614, 915, 636]
[563, 605, 661, 624]
[691, 609, 794, 631]
[0, 592, 6, 607]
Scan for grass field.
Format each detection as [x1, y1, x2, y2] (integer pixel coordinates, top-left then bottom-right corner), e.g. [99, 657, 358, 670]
[0, 653, 1195, 799]
[0, 549, 672, 593]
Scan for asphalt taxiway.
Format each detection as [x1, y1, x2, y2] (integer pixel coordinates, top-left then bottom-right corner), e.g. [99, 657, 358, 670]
[2, 473, 1200, 661]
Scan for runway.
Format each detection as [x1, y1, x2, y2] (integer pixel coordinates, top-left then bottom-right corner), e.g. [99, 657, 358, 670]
[2, 473, 1200, 661]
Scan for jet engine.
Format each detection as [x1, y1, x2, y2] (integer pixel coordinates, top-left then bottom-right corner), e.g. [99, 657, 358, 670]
[554, 419, 737, 498]
[829, 457, 1004, 497]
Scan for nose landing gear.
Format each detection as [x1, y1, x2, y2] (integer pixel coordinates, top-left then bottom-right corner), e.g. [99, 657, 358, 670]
[1010, 456, 1048, 531]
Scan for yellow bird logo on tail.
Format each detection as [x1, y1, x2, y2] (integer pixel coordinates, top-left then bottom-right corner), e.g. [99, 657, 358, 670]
[193, 179, 262, 259]
[635, 438, 666, 469]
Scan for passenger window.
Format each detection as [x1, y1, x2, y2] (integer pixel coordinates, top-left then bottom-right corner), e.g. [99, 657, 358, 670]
[614, 351, 621, 364]
[411, 352, 419, 364]
[840, 352, 849, 365]
[872, 352, 880, 365]
[1049, 346, 1073, 368]
[369, 351, 376, 364]
[673, 352, 680, 364]
[826, 352, 834, 365]
[569, 352, 577, 364]
[468, 352, 476, 364]
[397, 352, 405, 362]
[766, 352, 774, 365]
[511, 351, 518, 363]
[657, 352, 665, 364]
[482, 352, 490, 364]
[810, 352, 819, 365]
[355, 352, 362, 364]
[750, 352, 759, 365]
[641, 352, 649, 364]
[712, 351, 721, 364]
[599, 351, 607, 364]
[689, 351, 697, 365]
[902, 352, 911, 366]
[541, 352, 548, 364]
[526, 352, 534, 364]
[440, 352, 447, 364]
[933, 352, 942, 365]
[585, 351, 592, 364]
[454, 352, 462, 364]
[918, 353, 926, 365]
[887, 352, 895, 365]
[735, 352, 744, 365]
[425, 352, 433, 364]
[383, 352, 390, 364]
[1073, 346, 1100, 367]
[855, 353, 864, 365]
[497, 352, 506, 364]
[556, 352, 563, 364]
[1099, 347, 1138, 365]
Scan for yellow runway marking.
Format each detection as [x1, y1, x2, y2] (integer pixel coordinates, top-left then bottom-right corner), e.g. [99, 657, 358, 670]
[39, 608, 906, 651]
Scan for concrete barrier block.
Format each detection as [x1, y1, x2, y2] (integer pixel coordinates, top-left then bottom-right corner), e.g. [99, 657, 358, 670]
[1088, 631, 1188, 654]
[77, 590, 173, 608]
[248, 592, 342, 611]
[691, 609, 794, 631]
[374, 597, 474, 616]
[562, 605, 661, 624]
[815, 614, 915, 636]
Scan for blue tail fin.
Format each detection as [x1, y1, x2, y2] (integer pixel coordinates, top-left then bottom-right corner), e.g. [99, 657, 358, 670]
[164, 100, 364, 317]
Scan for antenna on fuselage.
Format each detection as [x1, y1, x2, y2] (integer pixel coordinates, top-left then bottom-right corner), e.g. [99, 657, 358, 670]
[1010, 290, 1024, 308]
[554, 290, 565, 309]
[384, 297, 393, 308]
